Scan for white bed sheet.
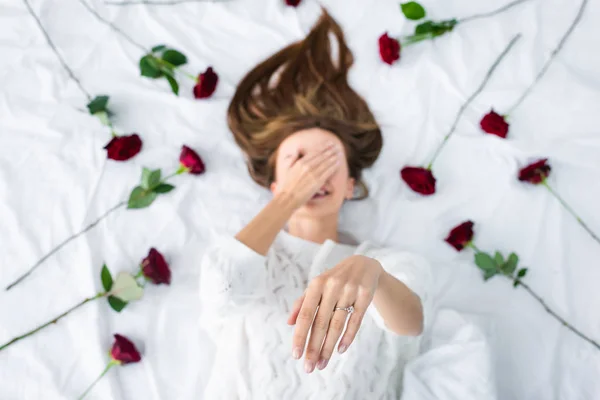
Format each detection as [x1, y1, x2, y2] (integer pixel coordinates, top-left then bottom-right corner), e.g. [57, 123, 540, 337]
[1, 0, 600, 399]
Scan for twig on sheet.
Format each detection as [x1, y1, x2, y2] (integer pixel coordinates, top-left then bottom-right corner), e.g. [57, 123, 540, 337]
[21, 0, 92, 101]
[104, 0, 225, 5]
[0, 293, 105, 351]
[458, 0, 532, 24]
[76, 0, 147, 52]
[518, 281, 600, 350]
[543, 181, 600, 246]
[426, 34, 522, 169]
[505, 0, 589, 114]
[5, 201, 126, 291]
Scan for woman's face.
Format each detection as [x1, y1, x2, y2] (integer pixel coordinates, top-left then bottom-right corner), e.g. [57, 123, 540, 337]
[270, 128, 355, 218]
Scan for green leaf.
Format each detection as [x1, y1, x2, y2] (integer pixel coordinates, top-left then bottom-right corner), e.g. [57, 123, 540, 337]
[154, 183, 175, 194]
[474, 252, 497, 281]
[504, 252, 519, 275]
[165, 74, 179, 95]
[517, 268, 528, 278]
[142, 168, 162, 190]
[161, 49, 187, 67]
[151, 44, 167, 53]
[86, 95, 109, 115]
[141, 168, 152, 190]
[513, 280, 520, 288]
[494, 251, 504, 266]
[110, 272, 144, 302]
[415, 21, 434, 35]
[483, 269, 496, 281]
[101, 264, 113, 292]
[127, 186, 158, 209]
[401, 1, 426, 20]
[108, 295, 128, 312]
[140, 55, 163, 78]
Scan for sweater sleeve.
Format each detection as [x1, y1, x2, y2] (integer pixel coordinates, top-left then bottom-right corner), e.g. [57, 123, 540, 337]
[199, 235, 269, 323]
[360, 246, 433, 335]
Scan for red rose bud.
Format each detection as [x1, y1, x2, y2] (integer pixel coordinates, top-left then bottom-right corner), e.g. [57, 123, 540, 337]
[400, 166, 436, 195]
[445, 221, 475, 252]
[193, 67, 218, 99]
[179, 145, 206, 174]
[285, 0, 301, 6]
[480, 110, 509, 138]
[110, 334, 141, 365]
[104, 134, 142, 161]
[518, 158, 551, 184]
[141, 248, 171, 285]
[378, 33, 401, 65]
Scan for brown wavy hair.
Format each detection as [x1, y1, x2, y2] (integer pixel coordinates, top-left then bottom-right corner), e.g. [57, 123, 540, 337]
[227, 9, 382, 199]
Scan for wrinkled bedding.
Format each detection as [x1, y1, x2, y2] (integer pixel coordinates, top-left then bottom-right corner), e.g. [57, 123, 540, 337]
[1, 0, 599, 399]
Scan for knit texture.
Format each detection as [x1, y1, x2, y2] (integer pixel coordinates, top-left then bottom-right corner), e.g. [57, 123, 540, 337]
[199, 231, 432, 400]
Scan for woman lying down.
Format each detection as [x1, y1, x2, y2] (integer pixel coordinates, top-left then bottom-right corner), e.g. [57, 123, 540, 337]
[199, 10, 431, 400]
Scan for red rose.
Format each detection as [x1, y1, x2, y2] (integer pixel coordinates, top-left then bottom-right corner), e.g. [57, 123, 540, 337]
[378, 33, 400, 65]
[141, 248, 171, 285]
[285, 0, 301, 5]
[110, 334, 141, 365]
[193, 67, 218, 99]
[104, 134, 142, 161]
[518, 159, 551, 184]
[179, 145, 205, 174]
[480, 110, 509, 138]
[445, 221, 474, 252]
[400, 166, 436, 195]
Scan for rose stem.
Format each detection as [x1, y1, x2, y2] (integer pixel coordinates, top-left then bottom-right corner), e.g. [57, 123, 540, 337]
[458, 0, 532, 24]
[505, 0, 589, 115]
[22, 0, 91, 101]
[426, 34, 521, 170]
[77, 360, 118, 400]
[154, 57, 198, 82]
[0, 293, 106, 351]
[5, 201, 126, 291]
[76, 0, 147, 52]
[468, 243, 600, 350]
[542, 181, 600, 245]
[517, 281, 600, 350]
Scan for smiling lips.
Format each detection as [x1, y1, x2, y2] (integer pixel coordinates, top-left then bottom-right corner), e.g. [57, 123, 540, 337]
[312, 187, 330, 199]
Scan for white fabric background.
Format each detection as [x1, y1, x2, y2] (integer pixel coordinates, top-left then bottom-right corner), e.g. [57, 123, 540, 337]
[0, 0, 599, 399]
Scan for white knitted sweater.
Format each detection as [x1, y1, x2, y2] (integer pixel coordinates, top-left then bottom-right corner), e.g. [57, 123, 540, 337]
[199, 230, 432, 400]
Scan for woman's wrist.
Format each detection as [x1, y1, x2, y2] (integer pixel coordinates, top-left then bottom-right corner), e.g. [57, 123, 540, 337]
[272, 191, 301, 213]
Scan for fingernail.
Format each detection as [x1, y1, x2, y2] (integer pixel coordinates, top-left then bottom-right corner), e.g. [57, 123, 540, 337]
[292, 347, 302, 359]
[339, 344, 348, 354]
[317, 358, 329, 370]
[305, 361, 315, 373]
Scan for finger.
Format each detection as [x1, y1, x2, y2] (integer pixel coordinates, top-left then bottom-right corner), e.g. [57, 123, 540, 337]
[337, 290, 371, 354]
[291, 280, 323, 362]
[314, 151, 341, 181]
[300, 141, 336, 164]
[317, 294, 355, 370]
[287, 292, 306, 325]
[303, 285, 339, 374]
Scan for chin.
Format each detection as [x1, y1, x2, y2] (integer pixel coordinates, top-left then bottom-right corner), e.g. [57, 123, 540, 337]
[297, 196, 342, 218]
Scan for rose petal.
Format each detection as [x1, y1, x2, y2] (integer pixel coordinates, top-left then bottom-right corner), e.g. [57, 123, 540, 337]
[193, 67, 219, 99]
[444, 221, 475, 252]
[480, 110, 509, 138]
[111, 334, 142, 364]
[141, 248, 171, 285]
[285, 0, 301, 6]
[518, 159, 551, 184]
[400, 166, 436, 195]
[104, 134, 142, 161]
[378, 33, 401, 65]
[179, 145, 206, 175]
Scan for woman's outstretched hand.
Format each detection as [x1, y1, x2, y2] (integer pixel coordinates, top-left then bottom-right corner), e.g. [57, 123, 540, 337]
[287, 255, 383, 373]
[275, 141, 342, 209]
